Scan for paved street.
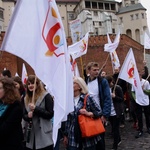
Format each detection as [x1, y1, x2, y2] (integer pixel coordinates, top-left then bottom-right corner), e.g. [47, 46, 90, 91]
[59, 118, 150, 150]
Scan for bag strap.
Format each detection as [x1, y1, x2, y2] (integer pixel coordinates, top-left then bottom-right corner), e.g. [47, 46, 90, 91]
[83, 94, 89, 109]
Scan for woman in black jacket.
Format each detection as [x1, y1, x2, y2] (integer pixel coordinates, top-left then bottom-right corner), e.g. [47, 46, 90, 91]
[0, 77, 23, 150]
[23, 75, 54, 150]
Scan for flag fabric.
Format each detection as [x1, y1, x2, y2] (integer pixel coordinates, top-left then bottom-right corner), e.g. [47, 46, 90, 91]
[104, 32, 120, 53]
[144, 32, 150, 49]
[68, 32, 89, 60]
[15, 72, 19, 77]
[110, 50, 120, 71]
[21, 63, 28, 84]
[0, 0, 73, 145]
[70, 19, 82, 43]
[107, 33, 112, 44]
[71, 60, 80, 76]
[118, 48, 147, 106]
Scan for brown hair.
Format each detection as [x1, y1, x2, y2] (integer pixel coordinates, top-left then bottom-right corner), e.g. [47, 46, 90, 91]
[25, 75, 45, 104]
[86, 62, 99, 70]
[12, 76, 25, 95]
[0, 77, 20, 104]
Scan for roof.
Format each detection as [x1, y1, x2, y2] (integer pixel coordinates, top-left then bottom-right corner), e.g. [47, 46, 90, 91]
[117, 3, 146, 14]
[56, 0, 80, 3]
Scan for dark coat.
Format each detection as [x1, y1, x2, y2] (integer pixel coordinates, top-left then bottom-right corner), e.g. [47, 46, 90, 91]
[0, 101, 23, 150]
[112, 85, 124, 117]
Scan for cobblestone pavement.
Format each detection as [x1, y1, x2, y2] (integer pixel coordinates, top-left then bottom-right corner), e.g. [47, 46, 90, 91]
[59, 119, 150, 150]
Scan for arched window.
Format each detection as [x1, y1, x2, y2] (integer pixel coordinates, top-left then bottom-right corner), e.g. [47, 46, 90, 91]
[126, 29, 132, 38]
[135, 29, 140, 43]
[143, 26, 147, 32]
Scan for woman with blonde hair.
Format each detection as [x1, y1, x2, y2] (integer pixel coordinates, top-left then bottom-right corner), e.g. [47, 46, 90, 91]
[64, 76, 102, 150]
[23, 75, 54, 150]
[0, 77, 23, 150]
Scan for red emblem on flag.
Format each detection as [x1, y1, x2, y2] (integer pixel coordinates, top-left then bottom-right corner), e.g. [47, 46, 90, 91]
[42, 1, 64, 57]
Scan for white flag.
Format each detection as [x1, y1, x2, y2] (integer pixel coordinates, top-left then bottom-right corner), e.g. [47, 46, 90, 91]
[15, 72, 19, 77]
[118, 48, 147, 106]
[71, 60, 80, 77]
[68, 32, 89, 60]
[104, 32, 120, 53]
[110, 50, 120, 70]
[107, 33, 112, 44]
[144, 32, 150, 49]
[21, 63, 28, 84]
[0, 0, 73, 145]
[70, 19, 82, 43]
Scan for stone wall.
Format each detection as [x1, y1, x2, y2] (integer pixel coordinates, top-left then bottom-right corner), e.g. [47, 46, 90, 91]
[0, 32, 146, 77]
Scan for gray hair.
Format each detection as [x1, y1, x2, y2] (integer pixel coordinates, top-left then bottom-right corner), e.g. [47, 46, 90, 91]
[73, 76, 88, 94]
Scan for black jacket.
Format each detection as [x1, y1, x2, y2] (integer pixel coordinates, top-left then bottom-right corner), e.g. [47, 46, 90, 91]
[112, 85, 124, 117]
[0, 101, 23, 150]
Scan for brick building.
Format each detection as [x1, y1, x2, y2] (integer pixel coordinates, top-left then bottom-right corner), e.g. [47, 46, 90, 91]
[0, 32, 147, 78]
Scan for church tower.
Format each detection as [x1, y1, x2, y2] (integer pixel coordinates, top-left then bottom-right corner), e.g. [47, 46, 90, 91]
[117, 0, 147, 44]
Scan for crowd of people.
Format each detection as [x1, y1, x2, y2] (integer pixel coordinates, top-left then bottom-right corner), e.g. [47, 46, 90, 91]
[0, 60, 150, 150]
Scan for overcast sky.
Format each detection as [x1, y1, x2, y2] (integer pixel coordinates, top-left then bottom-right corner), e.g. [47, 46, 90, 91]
[115, 0, 150, 29]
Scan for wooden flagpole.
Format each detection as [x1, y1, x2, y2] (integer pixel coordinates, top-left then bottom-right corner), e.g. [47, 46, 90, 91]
[99, 53, 109, 74]
[144, 48, 146, 61]
[31, 76, 37, 104]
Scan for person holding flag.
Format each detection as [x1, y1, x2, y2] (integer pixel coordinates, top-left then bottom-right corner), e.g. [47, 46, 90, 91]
[23, 75, 54, 150]
[118, 48, 150, 138]
[131, 70, 150, 138]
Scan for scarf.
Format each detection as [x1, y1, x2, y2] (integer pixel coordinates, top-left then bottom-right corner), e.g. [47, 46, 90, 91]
[0, 102, 9, 117]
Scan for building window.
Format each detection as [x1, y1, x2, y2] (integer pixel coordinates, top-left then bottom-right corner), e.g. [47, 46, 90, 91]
[99, 22, 102, 26]
[93, 21, 95, 26]
[120, 17, 123, 23]
[0, 10, 4, 19]
[62, 17, 65, 20]
[98, 2, 103, 9]
[85, 1, 91, 8]
[142, 13, 144, 19]
[93, 11, 98, 16]
[68, 13, 75, 20]
[111, 4, 115, 10]
[135, 14, 139, 19]
[130, 15, 134, 20]
[131, 0, 135, 4]
[112, 28, 115, 33]
[95, 28, 98, 35]
[126, 29, 132, 38]
[105, 3, 110, 10]
[92, 2, 97, 9]
[59, 5, 61, 7]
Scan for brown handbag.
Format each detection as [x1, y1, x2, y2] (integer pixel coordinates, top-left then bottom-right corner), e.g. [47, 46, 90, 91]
[78, 94, 105, 137]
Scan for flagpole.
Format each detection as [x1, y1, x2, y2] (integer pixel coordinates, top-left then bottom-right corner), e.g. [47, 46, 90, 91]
[144, 48, 145, 61]
[31, 76, 37, 104]
[80, 56, 84, 78]
[113, 77, 119, 94]
[99, 53, 109, 74]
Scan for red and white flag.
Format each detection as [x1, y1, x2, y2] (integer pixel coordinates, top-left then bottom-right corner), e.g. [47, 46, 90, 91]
[144, 32, 150, 49]
[21, 63, 28, 84]
[68, 32, 89, 60]
[0, 0, 73, 145]
[118, 48, 147, 106]
[104, 32, 120, 53]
